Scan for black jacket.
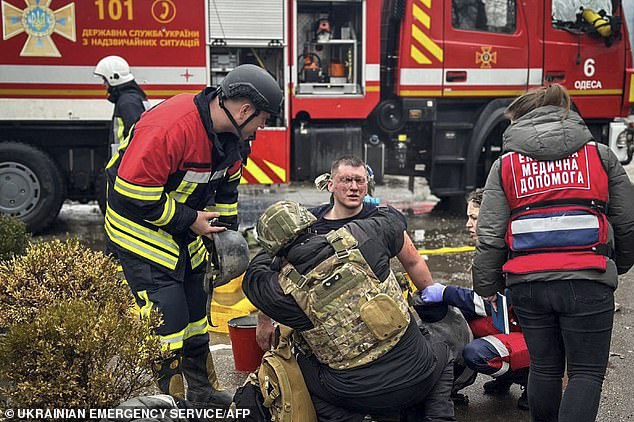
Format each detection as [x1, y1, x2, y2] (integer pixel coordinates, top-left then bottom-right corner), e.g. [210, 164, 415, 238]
[243, 210, 436, 397]
[107, 81, 150, 144]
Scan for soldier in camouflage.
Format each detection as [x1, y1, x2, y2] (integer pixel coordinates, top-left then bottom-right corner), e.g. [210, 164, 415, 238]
[244, 200, 456, 421]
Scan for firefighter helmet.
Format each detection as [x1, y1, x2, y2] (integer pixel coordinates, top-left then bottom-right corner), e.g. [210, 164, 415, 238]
[219, 64, 283, 115]
[94, 56, 135, 87]
[206, 230, 250, 288]
[256, 200, 316, 256]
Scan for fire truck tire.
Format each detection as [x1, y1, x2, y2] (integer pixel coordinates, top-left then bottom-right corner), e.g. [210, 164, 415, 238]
[95, 169, 107, 215]
[0, 142, 66, 233]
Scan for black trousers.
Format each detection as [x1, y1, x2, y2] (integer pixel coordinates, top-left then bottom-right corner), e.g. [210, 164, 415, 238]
[510, 280, 614, 422]
[117, 249, 209, 356]
[298, 342, 456, 422]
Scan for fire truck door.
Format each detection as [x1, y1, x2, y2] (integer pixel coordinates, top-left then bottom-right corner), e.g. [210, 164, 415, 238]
[443, 0, 529, 96]
[545, 0, 625, 118]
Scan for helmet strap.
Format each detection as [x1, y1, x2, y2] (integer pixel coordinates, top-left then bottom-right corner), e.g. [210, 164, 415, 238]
[218, 92, 260, 140]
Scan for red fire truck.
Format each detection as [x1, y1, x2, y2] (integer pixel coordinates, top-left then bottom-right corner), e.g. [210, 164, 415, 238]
[1, 0, 633, 232]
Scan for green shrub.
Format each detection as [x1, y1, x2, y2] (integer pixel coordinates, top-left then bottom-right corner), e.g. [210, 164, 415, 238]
[0, 239, 121, 327]
[0, 214, 29, 261]
[0, 299, 163, 408]
[0, 238, 165, 409]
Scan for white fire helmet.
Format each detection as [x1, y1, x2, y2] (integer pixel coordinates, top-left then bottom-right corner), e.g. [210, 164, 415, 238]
[94, 55, 135, 87]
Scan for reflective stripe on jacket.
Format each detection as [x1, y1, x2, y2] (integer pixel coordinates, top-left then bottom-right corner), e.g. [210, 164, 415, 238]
[105, 89, 242, 273]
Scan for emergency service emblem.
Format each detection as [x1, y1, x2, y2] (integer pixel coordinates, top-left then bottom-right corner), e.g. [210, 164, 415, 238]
[2, 0, 76, 57]
[475, 46, 497, 69]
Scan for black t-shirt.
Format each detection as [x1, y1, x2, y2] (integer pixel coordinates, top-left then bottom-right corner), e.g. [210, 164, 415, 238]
[310, 202, 407, 234]
[243, 209, 435, 396]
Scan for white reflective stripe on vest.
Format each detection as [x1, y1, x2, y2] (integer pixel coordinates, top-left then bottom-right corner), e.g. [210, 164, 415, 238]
[511, 214, 599, 234]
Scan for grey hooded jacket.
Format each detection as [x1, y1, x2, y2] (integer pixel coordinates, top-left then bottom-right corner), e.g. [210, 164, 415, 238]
[472, 105, 634, 297]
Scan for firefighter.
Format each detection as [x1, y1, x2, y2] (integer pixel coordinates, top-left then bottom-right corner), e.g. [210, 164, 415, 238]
[420, 189, 530, 410]
[104, 64, 283, 408]
[244, 200, 456, 421]
[473, 84, 634, 422]
[255, 155, 435, 351]
[93, 55, 151, 148]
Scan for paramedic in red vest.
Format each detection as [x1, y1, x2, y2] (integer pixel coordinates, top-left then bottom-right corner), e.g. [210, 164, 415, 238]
[473, 84, 634, 422]
[104, 64, 283, 408]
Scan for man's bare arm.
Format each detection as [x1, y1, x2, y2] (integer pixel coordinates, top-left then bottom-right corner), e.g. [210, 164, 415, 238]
[397, 232, 433, 290]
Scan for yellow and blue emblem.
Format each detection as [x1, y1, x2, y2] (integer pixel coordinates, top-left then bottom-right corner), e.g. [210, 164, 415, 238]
[2, 0, 76, 57]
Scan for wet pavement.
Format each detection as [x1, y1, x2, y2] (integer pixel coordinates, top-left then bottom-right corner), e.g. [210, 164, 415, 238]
[33, 166, 634, 421]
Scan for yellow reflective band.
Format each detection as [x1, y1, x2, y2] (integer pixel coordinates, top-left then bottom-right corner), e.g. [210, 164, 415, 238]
[567, 89, 623, 96]
[443, 89, 524, 97]
[114, 177, 163, 201]
[188, 238, 206, 267]
[400, 89, 443, 96]
[188, 237, 204, 255]
[228, 167, 242, 182]
[184, 316, 209, 340]
[115, 264, 127, 284]
[137, 290, 154, 318]
[106, 153, 119, 169]
[171, 180, 197, 203]
[419, 0, 431, 8]
[418, 246, 475, 255]
[106, 206, 179, 252]
[115, 117, 125, 144]
[160, 329, 185, 352]
[151, 196, 176, 226]
[106, 125, 134, 169]
[208, 202, 237, 217]
[191, 245, 207, 270]
[105, 222, 179, 269]
[118, 124, 134, 150]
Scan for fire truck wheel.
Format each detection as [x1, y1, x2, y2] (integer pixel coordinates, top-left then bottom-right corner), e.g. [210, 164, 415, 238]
[0, 142, 66, 233]
[95, 169, 107, 215]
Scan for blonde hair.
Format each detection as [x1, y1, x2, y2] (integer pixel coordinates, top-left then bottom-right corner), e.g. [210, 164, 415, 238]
[505, 84, 571, 121]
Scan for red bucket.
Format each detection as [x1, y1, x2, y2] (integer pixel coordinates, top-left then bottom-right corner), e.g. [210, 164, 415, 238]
[227, 315, 265, 372]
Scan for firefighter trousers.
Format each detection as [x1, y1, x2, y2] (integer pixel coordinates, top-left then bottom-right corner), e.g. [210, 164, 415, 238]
[117, 249, 209, 356]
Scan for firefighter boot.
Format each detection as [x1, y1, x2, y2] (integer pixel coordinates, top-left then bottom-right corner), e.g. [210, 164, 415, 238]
[153, 353, 185, 401]
[182, 349, 233, 408]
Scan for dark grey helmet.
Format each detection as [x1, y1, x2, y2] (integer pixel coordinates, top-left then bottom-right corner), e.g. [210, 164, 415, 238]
[219, 64, 283, 115]
[205, 230, 250, 288]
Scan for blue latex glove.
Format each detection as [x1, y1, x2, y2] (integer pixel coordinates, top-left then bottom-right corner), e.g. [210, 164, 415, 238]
[422, 282, 447, 303]
[364, 195, 380, 205]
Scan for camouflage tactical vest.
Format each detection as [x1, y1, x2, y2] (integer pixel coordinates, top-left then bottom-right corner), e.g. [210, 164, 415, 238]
[278, 227, 410, 369]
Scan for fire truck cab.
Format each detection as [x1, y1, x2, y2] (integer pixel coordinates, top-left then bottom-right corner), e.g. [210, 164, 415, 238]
[1, 0, 633, 232]
[235, 0, 632, 198]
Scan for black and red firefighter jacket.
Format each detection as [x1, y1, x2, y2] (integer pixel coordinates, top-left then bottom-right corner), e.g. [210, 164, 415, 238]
[105, 88, 244, 279]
